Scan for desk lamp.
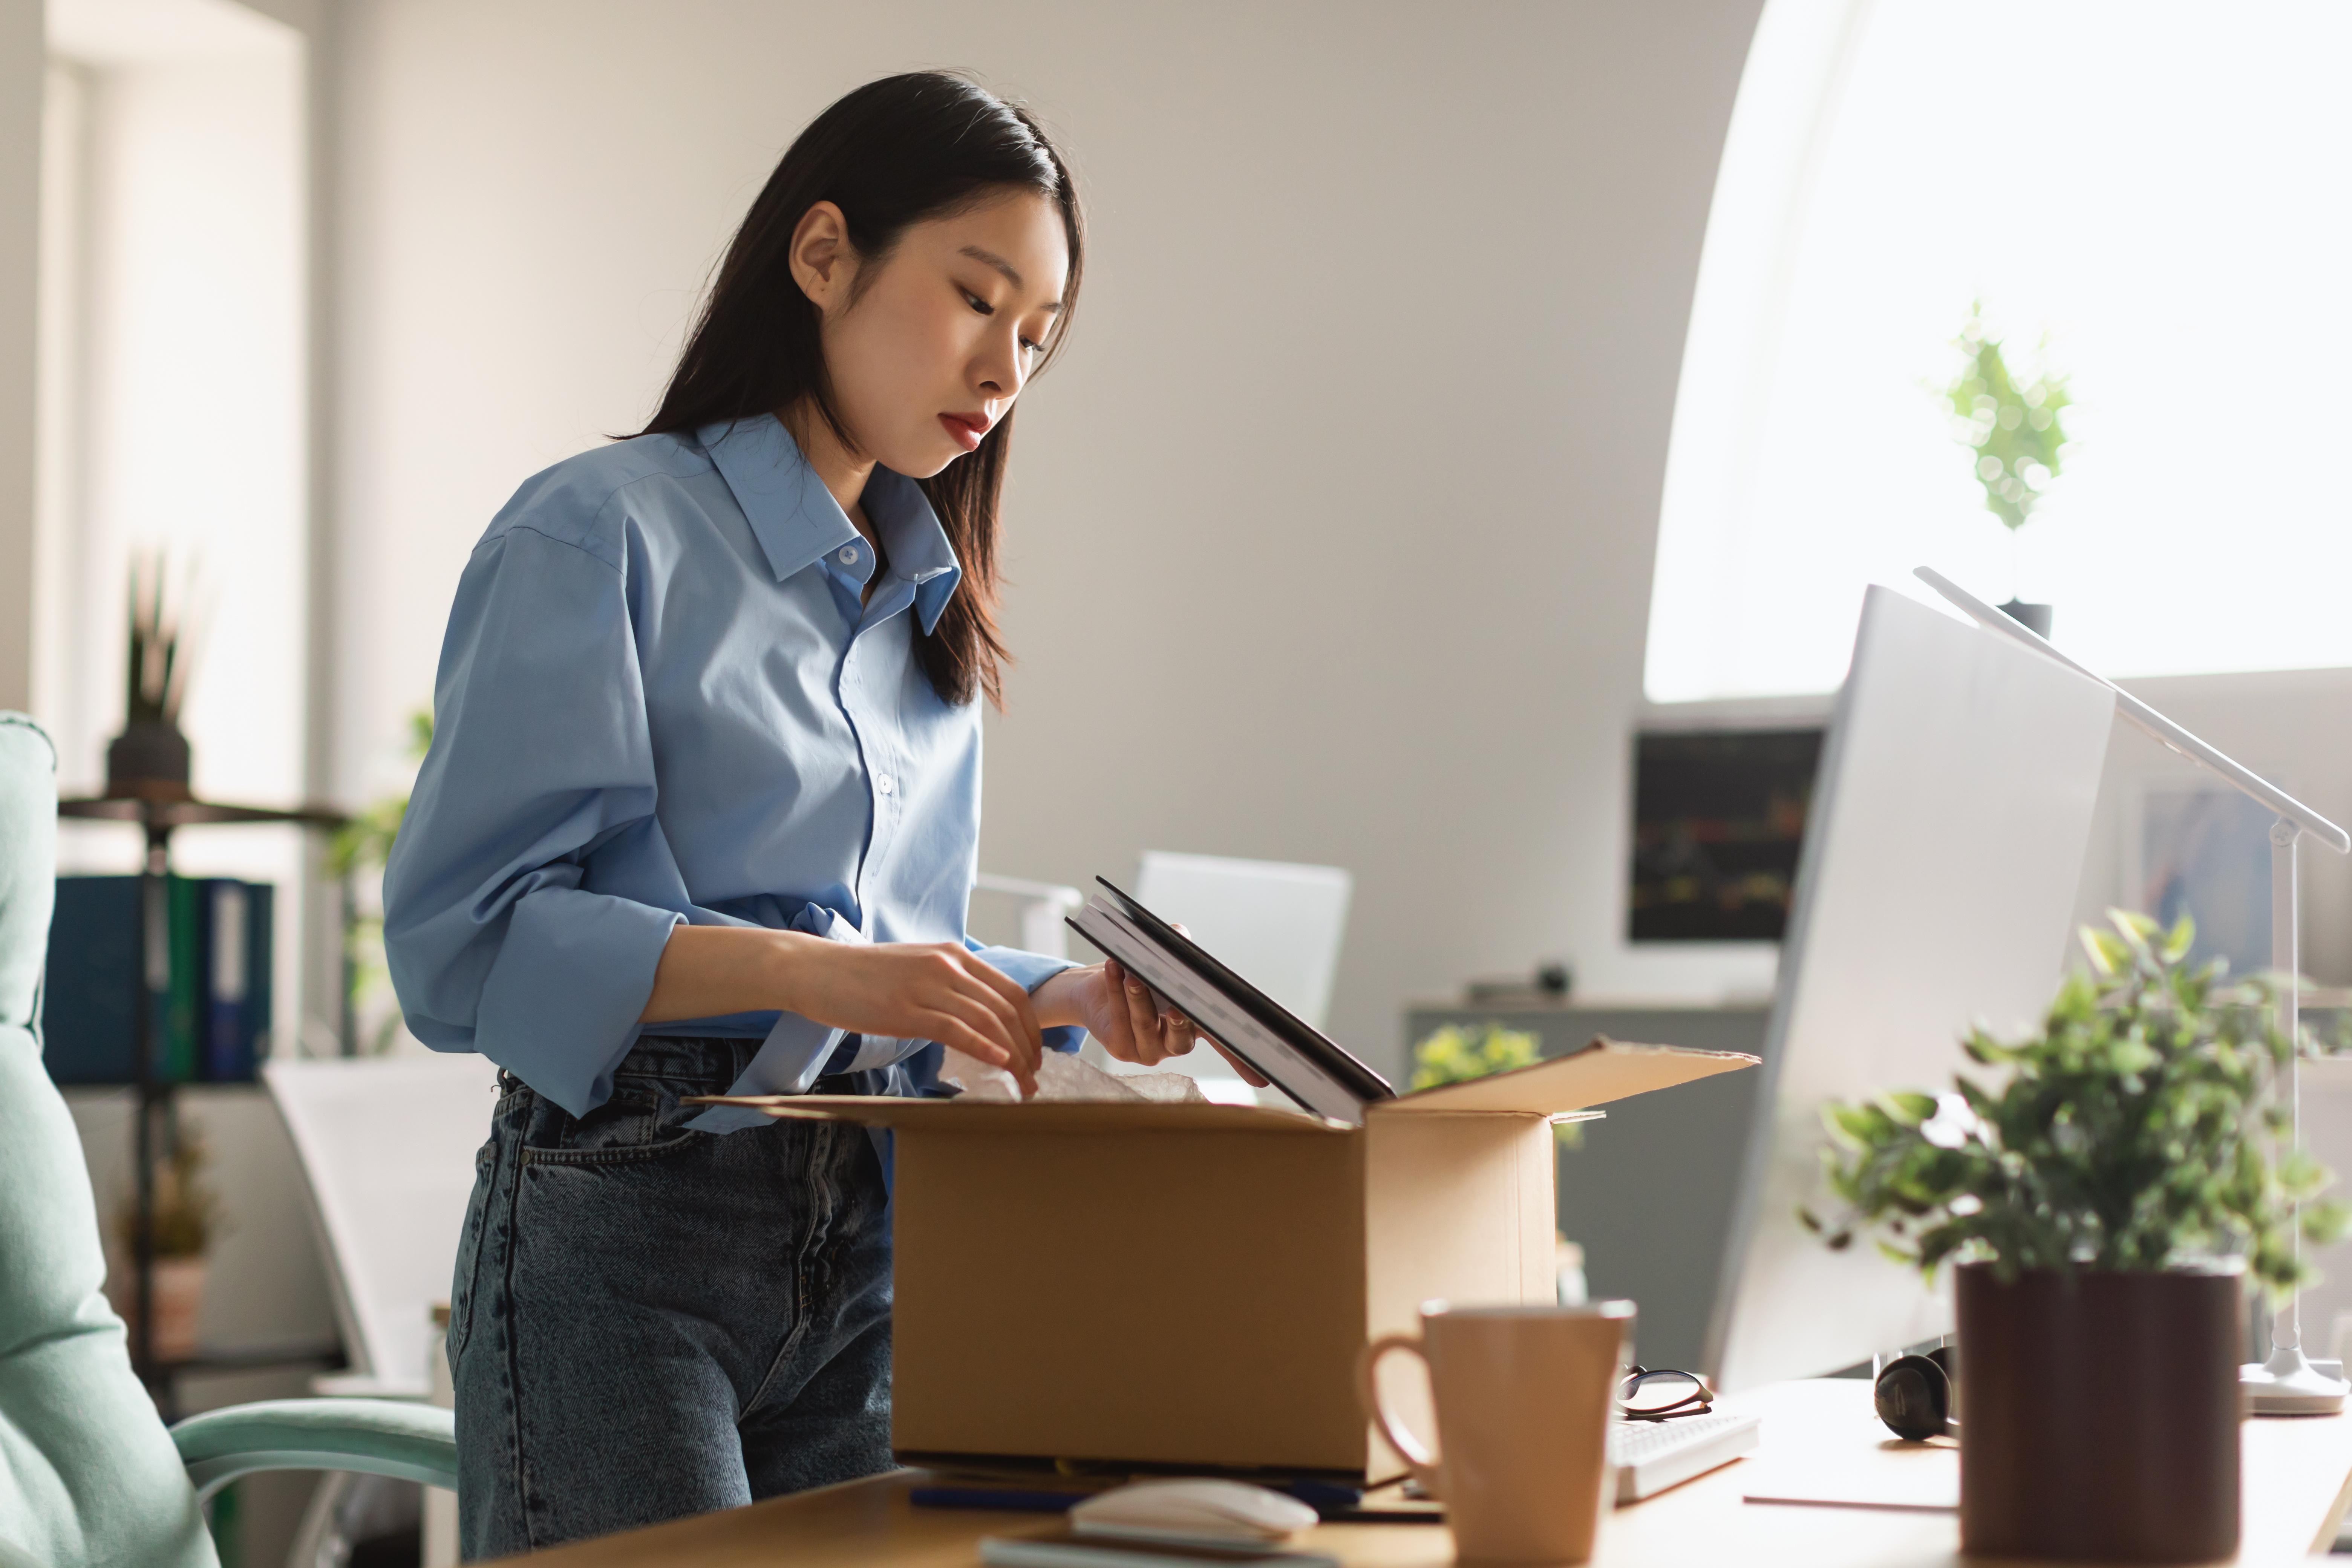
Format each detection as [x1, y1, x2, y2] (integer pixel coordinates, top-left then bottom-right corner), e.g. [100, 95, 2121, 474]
[1915, 566, 2352, 1415]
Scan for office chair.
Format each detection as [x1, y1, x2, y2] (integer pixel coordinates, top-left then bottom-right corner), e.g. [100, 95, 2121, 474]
[0, 713, 455, 1568]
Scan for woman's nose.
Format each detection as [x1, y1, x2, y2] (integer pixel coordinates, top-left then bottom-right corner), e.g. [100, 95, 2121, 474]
[976, 334, 1024, 400]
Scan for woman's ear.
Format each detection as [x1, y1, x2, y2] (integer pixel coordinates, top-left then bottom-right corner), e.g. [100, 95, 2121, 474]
[789, 200, 858, 312]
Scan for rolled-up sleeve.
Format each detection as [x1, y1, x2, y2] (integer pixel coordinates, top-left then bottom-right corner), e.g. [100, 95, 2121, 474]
[966, 942, 1083, 1055]
[383, 522, 683, 1115]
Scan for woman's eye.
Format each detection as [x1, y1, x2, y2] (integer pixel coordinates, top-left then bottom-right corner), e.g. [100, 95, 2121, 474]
[960, 287, 994, 317]
[1020, 338, 1043, 359]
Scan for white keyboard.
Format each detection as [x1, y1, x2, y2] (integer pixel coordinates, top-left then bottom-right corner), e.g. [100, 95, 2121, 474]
[1608, 1411, 1762, 1504]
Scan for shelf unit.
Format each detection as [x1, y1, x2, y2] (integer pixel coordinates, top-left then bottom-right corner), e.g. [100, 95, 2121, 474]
[58, 787, 349, 1416]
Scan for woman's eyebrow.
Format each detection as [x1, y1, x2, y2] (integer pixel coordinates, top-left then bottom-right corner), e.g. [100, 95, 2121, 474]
[958, 244, 1063, 311]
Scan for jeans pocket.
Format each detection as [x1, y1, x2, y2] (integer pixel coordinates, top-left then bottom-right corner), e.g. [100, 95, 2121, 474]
[446, 1138, 498, 1364]
[521, 1086, 704, 1167]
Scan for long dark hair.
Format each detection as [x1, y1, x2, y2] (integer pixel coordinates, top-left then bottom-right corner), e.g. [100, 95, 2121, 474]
[637, 72, 1083, 709]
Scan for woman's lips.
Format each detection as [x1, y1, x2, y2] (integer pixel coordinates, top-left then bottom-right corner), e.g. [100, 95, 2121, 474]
[939, 413, 986, 452]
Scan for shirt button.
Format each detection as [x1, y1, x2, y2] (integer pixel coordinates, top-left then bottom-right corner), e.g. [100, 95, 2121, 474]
[875, 773, 896, 796]
[838, 545, 859, 565]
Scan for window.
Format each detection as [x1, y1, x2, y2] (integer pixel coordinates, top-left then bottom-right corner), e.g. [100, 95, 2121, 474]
[39, 0, 312, 1040]
[1645, 0, 2352, 704]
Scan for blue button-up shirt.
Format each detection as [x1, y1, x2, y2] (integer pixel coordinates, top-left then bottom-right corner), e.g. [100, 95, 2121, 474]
[382, 414, 1077, 1130]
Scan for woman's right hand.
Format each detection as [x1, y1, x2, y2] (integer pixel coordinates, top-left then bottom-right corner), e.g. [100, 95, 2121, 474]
[779, 937, 1046, 1094]
[640, 926, 1046, 1094]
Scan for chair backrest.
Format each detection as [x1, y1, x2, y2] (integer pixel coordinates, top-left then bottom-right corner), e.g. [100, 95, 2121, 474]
[1107, 852, 1352, 1102]
[0, 714, 216, 1568]
[263, 1053, 499, 1395]
[1134, 851, 1353, 1030]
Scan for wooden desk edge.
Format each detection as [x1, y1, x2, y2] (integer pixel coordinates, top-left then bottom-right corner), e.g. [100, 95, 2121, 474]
[482, 1382, 2352, 1566]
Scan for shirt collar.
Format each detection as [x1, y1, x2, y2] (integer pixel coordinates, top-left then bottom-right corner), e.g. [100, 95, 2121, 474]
[698, 415, 963, 634]
[861, 468, 963, 636]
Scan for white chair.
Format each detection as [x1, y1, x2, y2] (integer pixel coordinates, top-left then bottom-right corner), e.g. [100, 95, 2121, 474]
[266, 1052, 496, 1566]
[971, 873, 1083, 960]
[1088, 851, 1353, 1104]
[262, 1053, 500, 1400]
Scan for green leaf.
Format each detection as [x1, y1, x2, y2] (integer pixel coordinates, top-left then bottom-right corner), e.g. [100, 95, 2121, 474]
[2082, 926, 2129, 978]
[2161, 914, 2196, 965]
[1827, 1101, 1896, 1146]
[1885, 1091, 1939, 1125]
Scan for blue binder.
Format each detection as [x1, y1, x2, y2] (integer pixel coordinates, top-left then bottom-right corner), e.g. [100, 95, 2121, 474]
[43, 874, 275, 1085]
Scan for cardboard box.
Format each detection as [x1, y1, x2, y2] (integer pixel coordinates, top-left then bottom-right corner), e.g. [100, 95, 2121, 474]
[720, 1039, 1755, 1480]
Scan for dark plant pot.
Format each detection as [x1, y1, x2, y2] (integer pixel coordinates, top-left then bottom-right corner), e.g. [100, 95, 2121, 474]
[1958, 1262, 2240, 1562]
[1997, 599, 2053, 639]
[106, 720, 192, 800]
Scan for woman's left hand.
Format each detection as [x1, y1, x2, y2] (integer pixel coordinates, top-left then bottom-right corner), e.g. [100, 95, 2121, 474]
[1033, 961, 1271, 1084]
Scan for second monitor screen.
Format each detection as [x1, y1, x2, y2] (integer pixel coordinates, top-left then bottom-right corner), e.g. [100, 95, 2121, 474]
[1629, 728, 1824, 943]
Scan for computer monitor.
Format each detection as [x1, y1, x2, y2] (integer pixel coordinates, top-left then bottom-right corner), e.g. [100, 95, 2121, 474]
[1704, 586, 2116, 1393]
[1628, 727, 1824, 943]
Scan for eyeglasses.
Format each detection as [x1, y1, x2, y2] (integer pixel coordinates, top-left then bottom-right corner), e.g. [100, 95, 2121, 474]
[1619, 1366, 1713, 1421]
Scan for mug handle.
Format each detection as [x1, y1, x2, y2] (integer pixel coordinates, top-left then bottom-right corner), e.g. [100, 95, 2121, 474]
[1357, 1332, 1443, 1497]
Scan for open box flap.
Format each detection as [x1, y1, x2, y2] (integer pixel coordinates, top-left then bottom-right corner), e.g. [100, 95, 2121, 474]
[684, 1094, 1351, 1135]
[688, 1037, 1752, 1130]
[1379, 1036, 1758, 1116]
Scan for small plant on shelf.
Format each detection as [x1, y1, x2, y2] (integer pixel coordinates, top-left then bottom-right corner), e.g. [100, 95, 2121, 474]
[113, 1130, 225, 1262]
[107, 1128, 228, 1364]
[106, 551, 204, 797]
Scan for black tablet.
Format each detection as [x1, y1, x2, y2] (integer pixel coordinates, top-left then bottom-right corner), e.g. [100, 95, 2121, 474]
[1086, 877, 1394, 1107]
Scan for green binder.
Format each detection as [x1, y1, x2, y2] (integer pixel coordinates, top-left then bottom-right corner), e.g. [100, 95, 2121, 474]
[163, 875, 203, 1083]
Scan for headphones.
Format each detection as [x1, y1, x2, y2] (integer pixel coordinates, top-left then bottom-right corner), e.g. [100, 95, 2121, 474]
[1872, 1344, 1956, 1440]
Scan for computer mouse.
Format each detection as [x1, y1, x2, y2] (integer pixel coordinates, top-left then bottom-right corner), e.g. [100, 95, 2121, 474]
[1069, 1479, 1319, 1542]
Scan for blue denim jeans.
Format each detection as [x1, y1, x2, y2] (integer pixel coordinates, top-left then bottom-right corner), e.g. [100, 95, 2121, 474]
[446, 1035, 894, 1559]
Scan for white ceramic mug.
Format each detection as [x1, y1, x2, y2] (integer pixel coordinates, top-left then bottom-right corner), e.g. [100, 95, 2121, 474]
[1358, 1300, 1633, 1565]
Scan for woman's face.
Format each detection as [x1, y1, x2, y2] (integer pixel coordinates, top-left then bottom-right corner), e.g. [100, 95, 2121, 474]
[794, 188, 1070, 480]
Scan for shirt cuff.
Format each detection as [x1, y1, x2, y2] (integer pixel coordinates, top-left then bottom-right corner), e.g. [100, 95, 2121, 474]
[476, 889, 683, 1115]
[968, 943, 1084, 1056]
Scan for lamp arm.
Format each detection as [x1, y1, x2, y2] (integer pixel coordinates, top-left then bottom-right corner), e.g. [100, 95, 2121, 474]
[1913, 568, 2351, 855]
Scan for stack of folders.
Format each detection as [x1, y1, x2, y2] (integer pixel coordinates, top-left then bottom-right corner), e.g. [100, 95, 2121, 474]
[44, 874, 274, 1085]
[1066, 879, 1393, 1126]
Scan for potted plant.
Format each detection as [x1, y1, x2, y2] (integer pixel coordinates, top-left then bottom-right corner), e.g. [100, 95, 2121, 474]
[108, 1129, 225, 1364]
[1413, 1021, 1579, 1147]
[1802, 911, 2344, 1562]
[105, 553, 199, 799]
[1942, 305, 2072, 638]
[329, 708, 432, 1053]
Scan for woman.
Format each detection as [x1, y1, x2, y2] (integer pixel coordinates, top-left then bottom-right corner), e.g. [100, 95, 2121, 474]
[383, 72, 1250, 1558]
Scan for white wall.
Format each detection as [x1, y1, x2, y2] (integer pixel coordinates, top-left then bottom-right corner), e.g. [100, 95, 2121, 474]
[329, 0, 1767, 1077]
[0, 0, 38, 715]
[41, 0, 306, 806]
